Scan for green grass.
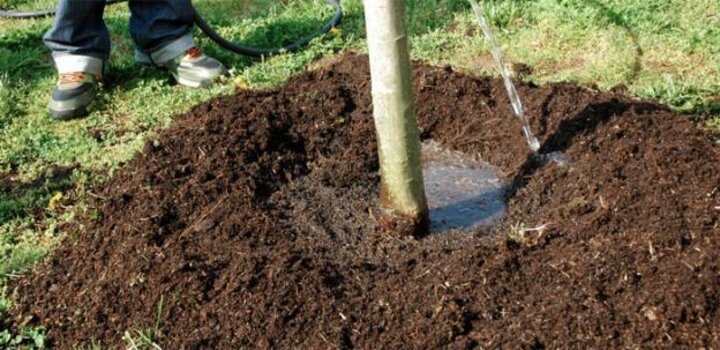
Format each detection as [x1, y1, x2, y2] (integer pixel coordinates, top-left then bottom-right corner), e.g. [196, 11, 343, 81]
[0, 0, 718, 344]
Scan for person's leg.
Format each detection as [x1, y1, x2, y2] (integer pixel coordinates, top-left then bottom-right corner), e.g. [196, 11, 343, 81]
[43, 0, 108, 120]
[129, 0, 226, 88]
[44, 0, 108, 74]
[129, 0, 195, 63]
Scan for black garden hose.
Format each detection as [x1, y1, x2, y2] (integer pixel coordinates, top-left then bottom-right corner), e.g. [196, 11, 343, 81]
[194, 0, 341, 57]
[0, 0, 343, 57]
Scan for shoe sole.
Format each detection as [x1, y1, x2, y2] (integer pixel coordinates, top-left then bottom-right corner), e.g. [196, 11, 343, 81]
[173, 72, 212, 88]
[49, 105, 90, 121]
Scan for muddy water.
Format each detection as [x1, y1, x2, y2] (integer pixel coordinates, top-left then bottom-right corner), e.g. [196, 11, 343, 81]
[422, 141, 507, 233]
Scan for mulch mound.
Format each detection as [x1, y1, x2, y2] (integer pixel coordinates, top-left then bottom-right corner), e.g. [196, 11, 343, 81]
[11, 53, 720, 349]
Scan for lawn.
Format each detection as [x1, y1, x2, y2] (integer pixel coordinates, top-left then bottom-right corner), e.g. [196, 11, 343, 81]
[0, 0, 718, 346]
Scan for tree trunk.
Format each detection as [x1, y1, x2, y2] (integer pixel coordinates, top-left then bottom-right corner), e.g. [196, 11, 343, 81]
[364, 0, 429, 236]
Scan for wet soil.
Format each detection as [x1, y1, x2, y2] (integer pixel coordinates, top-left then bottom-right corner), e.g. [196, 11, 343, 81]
[11, 53, 720, 349]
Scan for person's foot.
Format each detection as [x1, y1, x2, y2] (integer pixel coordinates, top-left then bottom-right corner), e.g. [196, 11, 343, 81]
[162, 47, 226, 88]
[48, 72, 101, 120]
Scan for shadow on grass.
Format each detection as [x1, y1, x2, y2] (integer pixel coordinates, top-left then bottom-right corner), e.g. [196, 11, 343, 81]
[582, 0, 644, 85]
[691, 99, 720, 117]
[0, 24, 54, 126]
[0, 165, 77, 227]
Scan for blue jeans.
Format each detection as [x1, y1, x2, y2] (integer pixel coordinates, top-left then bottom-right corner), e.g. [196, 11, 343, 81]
[44, 0, 196, 75]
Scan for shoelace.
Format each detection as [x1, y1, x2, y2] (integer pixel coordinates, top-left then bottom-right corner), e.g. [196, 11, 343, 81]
[185, 47, 203, 60]
[58, 72, 101, 85]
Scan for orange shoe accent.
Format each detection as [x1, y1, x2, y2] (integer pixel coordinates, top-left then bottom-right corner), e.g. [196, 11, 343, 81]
[185, 47, 202, 60]
[58, 72, 102, 84]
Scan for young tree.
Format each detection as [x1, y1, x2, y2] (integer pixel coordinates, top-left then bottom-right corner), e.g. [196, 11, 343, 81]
[364, 0, 429, 236]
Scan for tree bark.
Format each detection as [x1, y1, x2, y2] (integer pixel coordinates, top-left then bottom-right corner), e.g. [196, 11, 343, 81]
[364, 0, 429, 236]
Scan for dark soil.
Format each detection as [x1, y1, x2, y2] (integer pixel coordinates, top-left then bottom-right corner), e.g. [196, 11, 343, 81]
[11, 53, 720, 349]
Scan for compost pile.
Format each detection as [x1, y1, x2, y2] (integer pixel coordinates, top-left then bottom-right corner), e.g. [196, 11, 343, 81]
[12, 53, 720, 349]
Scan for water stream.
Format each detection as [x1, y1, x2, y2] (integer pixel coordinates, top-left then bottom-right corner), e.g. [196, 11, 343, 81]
[468, 0, 540, 153]
[421, 2, 580, 233]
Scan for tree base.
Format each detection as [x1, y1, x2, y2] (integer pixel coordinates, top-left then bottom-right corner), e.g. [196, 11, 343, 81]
[374, 207, 430, 238]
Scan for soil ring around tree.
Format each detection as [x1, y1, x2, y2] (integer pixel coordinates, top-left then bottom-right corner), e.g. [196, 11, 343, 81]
[10, 53, 720, 349]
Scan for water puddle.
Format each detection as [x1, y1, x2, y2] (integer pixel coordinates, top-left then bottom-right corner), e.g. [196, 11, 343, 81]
[422, 141, 507, 233]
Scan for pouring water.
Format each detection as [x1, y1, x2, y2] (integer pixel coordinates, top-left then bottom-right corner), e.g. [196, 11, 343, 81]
[468, 0, 540, 153]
